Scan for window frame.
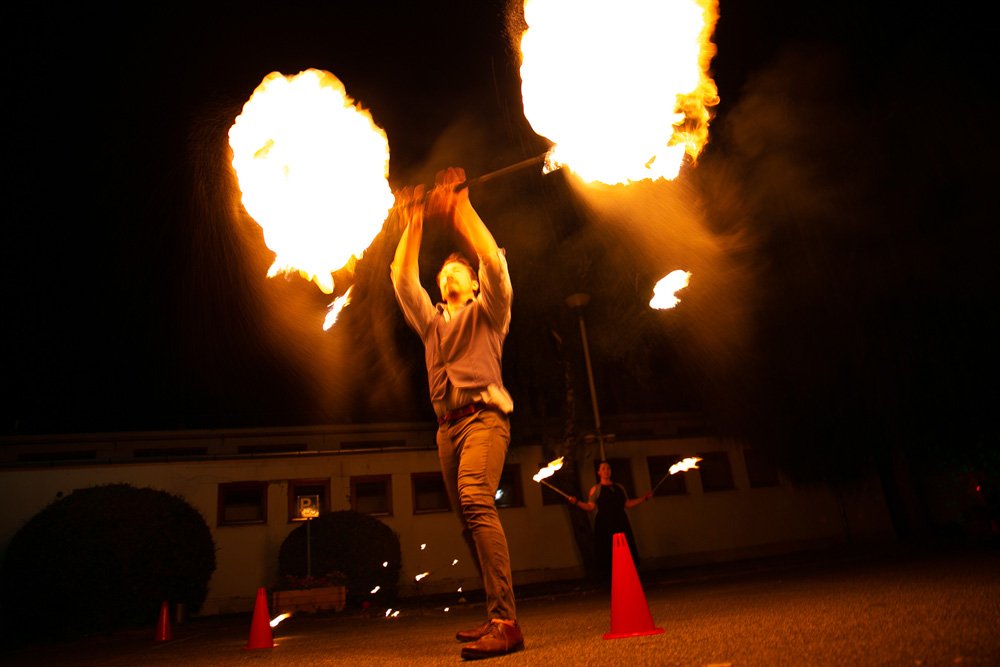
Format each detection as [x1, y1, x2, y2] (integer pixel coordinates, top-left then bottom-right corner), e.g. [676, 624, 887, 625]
[495, 463, 524, 509]
[217, 481, 269, 527]
[411, 471, 452, 514]
[350, 474, 393, 516]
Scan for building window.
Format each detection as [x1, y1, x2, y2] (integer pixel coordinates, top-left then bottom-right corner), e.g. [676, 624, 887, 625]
[698, 451, 735, 492]
[495, 464, 524, 508]
[288, 479, 330, 522]
[646, 456, 689, 496]
[218, 481, 268, 526]
[351, 475, 392, 516]
[743, 448, 780, 488]
[411, 472, 451, 513]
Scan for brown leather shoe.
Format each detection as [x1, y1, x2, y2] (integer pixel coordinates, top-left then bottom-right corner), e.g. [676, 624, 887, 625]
[455, 619, 492, 642]
[460, 619, 524, 660]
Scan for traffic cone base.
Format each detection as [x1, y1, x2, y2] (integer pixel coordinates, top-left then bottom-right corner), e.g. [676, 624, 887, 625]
[603, 532, 664, 640]
[154, 600, 172, 642]
[244, 587, 276, 649]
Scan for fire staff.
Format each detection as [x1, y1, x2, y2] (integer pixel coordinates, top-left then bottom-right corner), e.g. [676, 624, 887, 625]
[390, 167, 523, 660]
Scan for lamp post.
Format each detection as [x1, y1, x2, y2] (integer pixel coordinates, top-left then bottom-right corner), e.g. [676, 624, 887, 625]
[565, 293, 606, 461]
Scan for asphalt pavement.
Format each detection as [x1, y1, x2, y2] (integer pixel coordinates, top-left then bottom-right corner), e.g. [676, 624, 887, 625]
[2, 541, 998, 666]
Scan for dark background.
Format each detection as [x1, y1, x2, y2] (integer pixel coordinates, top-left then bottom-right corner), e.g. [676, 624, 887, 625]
[3, 2, 997, 487]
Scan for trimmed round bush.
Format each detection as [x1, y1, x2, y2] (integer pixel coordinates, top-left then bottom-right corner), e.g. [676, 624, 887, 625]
[0, 483, 215, 641]
[278, 510, 401, 607]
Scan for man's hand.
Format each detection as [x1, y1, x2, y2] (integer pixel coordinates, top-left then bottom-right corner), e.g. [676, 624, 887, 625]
[395, 184, 425, 233]
[424, 167, 468, 224]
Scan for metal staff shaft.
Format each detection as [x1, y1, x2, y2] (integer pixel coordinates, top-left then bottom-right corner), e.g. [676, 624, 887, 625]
[651, 471, 674, 494]
[454, 153, 548, 191]
[651, 458, 701, 493]
[537, 478, 572, 500]
[393, 152, 549, 211]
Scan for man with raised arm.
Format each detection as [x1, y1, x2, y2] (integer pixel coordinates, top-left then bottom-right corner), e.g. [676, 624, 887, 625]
[390, 167, 522, 660]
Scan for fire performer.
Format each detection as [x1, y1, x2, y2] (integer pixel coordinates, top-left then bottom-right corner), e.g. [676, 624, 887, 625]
[390, 167, 523, 660]
[568, 461, 652, 583]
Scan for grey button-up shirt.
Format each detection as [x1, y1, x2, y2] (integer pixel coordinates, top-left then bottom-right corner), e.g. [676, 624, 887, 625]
[391, 249, 514, 418]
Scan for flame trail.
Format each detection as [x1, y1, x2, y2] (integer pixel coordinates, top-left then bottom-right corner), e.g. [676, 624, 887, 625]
[532, 456, 564, 482]
[518, 0, 719, 184]
[228, 69, 394, 295]
[650, 270, 692, 309]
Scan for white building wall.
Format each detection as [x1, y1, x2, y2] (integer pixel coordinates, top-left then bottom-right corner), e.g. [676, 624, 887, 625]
[0, 426, 895, 617]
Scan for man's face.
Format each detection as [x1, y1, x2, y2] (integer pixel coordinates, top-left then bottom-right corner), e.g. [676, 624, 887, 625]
[438, 261, 477, 301]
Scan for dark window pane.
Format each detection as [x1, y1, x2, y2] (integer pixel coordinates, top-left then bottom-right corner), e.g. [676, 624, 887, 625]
[412, 472, 451, 513]
[698, 451, 735, 492]
[646, 456, 689, 496]
[351, 476, 392, 516]
[219, 482, 268, 525]
[495, 464, 523, 508]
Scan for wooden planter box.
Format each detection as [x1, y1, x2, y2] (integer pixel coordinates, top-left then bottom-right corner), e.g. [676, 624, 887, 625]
[272, 585, 347, 613]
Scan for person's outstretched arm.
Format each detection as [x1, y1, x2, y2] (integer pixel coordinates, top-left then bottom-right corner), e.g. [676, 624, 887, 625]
[390, 185, 435, 334]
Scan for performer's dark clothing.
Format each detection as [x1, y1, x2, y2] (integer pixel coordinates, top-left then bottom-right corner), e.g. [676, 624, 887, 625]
[593, 482, 640, 580]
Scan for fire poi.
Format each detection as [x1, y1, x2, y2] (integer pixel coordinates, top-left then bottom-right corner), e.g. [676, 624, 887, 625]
[532, 457, 572, 499]
[650, 269, 692, 309]
[518, 0, 719, 184]
[651, 456, 702, 492]
[228, 68, 394, 319]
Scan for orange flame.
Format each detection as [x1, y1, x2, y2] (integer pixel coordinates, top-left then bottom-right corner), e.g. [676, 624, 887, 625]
[669, 456, 701, 474]
[323, 286, 353, 330]
[228, 69, 394, 294]
[532, 456, 564, 482]
[650, 270, 692, 309]
[518, 0, 719, 184]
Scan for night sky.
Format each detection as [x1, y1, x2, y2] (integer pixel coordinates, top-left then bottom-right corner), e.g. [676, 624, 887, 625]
[3, 2, 997, 481]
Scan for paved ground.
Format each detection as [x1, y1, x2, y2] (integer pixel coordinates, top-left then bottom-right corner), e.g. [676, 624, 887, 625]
[2, 541, 998, 666]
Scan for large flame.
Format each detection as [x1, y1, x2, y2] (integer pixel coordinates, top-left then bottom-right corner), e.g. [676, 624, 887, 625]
[669, 456, 701, 474]
[650, 269, 692, 309]
[532, 456, 564, 482]
[518, 0, 719, 185]
[228, 69, 394, 294]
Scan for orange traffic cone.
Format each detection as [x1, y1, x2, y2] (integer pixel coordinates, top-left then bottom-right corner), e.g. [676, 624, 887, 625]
[154, 600, 172, 642]
[244, 587, 276, 650]
[603, 532, 664, 640]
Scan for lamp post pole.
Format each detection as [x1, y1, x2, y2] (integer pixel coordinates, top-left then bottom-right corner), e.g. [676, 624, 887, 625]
[566, 293, 606, 461]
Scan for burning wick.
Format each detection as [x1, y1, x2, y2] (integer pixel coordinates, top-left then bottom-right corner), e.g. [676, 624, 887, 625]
[451, 559, 459, 566]
[652, 456, 702, 493]
[650, 270, 692, 310]
[370, 585, 381, 594]
[420, 543, 427, 551]
[532, 457, 572, 499]
[270, 613, 291, 628]
[415, 572, 429, 582]
[382, 562, 388, 568]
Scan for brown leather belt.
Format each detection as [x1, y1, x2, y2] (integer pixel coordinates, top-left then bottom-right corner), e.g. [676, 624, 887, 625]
[438, 401, 488, 425]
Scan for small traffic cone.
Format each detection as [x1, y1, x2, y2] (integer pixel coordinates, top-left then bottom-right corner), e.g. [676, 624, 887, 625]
[154, 600, 172, 642]
[603, 532, 664, 640]
[244, 587, 276, 650]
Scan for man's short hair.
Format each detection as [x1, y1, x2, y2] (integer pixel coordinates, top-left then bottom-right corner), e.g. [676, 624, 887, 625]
[439, 252, 476, 277]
